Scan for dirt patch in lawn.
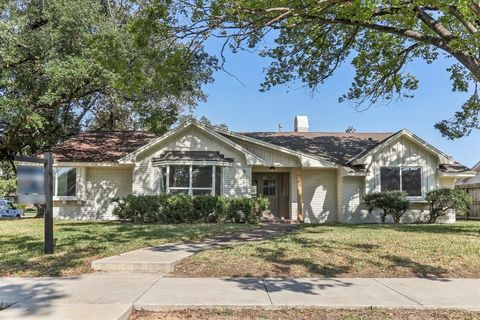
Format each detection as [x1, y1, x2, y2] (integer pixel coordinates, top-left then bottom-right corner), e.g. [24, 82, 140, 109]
[130, 308, 480, 320]
[171, 222, 480, 278]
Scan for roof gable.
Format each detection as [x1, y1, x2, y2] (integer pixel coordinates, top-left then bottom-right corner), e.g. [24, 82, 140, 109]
[118, 121, 265, 165]
[348, 129, 456, 165]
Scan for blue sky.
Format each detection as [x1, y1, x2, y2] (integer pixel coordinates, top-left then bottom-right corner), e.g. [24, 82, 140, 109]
[194, 39, 480, 168]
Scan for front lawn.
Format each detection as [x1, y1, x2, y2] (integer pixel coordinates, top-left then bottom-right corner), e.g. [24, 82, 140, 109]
[172, 222, 480, 278]
[131, 308, 480, 320]
[0, 219, 257, 277]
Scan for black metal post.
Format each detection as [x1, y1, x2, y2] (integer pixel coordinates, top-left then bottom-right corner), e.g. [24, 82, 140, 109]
[44, 152, 54, 254]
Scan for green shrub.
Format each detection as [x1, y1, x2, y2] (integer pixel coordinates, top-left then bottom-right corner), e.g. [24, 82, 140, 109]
[113, 194, 269, 224]
[0, 178, 16, 198]
[426, 188, 472, 223]
[364, 191, 410, 223]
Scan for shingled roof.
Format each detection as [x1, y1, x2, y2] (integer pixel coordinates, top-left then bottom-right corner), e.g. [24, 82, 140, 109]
[50, 131, 157, 162]
[48, 128, 470, 175]
[240, 132, 394, 165]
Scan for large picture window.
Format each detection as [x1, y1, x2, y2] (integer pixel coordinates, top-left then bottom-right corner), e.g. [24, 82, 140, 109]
[54, 167, 76, 197]
[161, 165, 221, 196]
[380, 167, 422, 197]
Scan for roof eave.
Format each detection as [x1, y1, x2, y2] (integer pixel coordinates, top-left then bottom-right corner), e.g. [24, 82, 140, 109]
[210, 126, 337, 168]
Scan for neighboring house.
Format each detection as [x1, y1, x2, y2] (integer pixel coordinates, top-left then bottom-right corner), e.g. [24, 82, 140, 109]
[48, 116, 475, 223]
[456, 161, 480, 219]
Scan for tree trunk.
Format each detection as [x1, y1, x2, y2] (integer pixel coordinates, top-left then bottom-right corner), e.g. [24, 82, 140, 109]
[34, 204, 45, 218]
[393, 215, 401, 224]
[381, 213, 387, 223]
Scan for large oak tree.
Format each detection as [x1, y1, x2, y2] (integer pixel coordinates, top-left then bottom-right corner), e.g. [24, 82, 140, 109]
[181, 0, 480, 138]
[0, 0, 216, 168]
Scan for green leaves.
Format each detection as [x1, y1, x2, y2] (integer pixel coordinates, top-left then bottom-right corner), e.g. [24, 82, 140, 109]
[188, 0, 480, 138]
[426, 188, 472, 222]
[435, 92, 480, 139]
[0, 0, 216, 161]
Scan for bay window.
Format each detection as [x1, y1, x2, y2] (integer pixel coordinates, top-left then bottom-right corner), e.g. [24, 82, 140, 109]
[160, 165, 221, 195]
[380, 166, 422, 197]
[54, 167, 77, 197]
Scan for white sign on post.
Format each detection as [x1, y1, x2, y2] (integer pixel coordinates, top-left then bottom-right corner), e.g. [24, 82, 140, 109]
[17, 165, 46, 204]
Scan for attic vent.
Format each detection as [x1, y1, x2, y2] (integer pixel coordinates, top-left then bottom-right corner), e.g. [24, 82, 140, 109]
[294, 116, 309, 132]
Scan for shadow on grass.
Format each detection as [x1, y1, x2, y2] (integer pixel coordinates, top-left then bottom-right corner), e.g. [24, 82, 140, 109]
[0, 222, 256, 277]
[343, 222, 480, 236]
[383, 254, 448, 279]
[253, 245, 351, 278]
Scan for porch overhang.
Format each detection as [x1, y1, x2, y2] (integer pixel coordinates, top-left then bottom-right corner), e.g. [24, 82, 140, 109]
[151, 151, 235, 167]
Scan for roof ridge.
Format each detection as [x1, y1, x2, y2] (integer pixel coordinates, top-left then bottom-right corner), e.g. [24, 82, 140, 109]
[80, 130, 153, 133]
[238, 131, 395, 134]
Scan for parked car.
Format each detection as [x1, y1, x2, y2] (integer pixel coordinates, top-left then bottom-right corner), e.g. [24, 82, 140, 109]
[0, 199, 24, 218]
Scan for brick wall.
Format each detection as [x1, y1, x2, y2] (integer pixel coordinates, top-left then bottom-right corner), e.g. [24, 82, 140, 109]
[302, 168, 337, 223]
[53, 167, 133, 220]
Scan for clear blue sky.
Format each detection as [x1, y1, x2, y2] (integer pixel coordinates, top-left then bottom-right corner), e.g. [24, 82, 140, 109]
[194, 38, 480, 168]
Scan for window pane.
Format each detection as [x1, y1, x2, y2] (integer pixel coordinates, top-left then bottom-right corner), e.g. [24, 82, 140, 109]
[169, 166, 189, 188]
[263, 177, 276, 196]
[193, 189, 212, 196]
[159, 167, 167, 193]
[215, 167, 222, 196]
[56, 168, 76, 196]
[169, 189, 189, 195]
[402, 167, 422, 196]
[192, 166, 212, 188]
[380, 167, 400, 192]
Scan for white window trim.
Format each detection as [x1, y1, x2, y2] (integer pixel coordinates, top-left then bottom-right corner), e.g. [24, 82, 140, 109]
[164, 165, 220, 196]
[379, 166, 423, 198]
[53, 167, 78, 200]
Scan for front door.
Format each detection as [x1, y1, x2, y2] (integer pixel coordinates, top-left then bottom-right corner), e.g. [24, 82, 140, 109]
[261, 175, 279, 215]
[252, 173, 289, 218]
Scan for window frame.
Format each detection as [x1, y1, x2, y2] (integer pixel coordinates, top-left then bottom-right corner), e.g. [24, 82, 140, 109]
[162, 165, 222, 196]
[379, 166, 423, 198]
[53, 167, 77, 199]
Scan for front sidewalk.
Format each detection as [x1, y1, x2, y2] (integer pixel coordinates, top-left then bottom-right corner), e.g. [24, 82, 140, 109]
[1, 275, 480, 319]
[92, 223, 297, 273]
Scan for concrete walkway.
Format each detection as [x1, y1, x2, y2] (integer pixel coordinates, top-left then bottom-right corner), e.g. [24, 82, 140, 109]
[2, 276, 480, 319]
[92, 223, 297, 273]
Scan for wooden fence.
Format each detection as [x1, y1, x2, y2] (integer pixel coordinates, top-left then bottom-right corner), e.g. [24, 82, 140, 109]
[460, 186, 480, 219]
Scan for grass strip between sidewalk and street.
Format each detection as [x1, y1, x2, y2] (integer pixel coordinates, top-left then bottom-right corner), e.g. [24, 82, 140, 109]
[130, 308, 480, 320]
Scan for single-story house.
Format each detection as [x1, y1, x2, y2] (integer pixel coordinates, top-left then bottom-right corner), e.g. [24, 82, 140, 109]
[456, 161, 480, 219]
[48, 116, 476, 223]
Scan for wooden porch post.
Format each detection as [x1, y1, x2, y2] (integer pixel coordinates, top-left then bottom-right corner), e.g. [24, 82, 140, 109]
[296, 168, 303, 222]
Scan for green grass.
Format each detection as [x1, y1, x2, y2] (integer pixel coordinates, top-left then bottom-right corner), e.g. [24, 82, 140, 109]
[172, 221, 480, 278]
[0, 219, 257, 277]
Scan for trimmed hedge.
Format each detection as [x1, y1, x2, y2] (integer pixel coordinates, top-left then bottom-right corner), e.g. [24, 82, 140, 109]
[113, 194, 269, 224]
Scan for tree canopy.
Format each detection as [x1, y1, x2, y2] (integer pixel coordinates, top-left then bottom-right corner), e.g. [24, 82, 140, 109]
[0, 0, 217, 167]
[181, 0, 480, 139]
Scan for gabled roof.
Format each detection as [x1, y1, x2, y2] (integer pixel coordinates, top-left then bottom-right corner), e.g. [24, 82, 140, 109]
[49, 131, 157, 162]
[239, 131, 393, 165]
[118, 121, 266, 165]
[473, 161, 480, 171]
[48, 124, 472, 174]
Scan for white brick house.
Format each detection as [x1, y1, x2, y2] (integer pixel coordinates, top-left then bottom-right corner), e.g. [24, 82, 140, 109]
[49, 117, 475, 223]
